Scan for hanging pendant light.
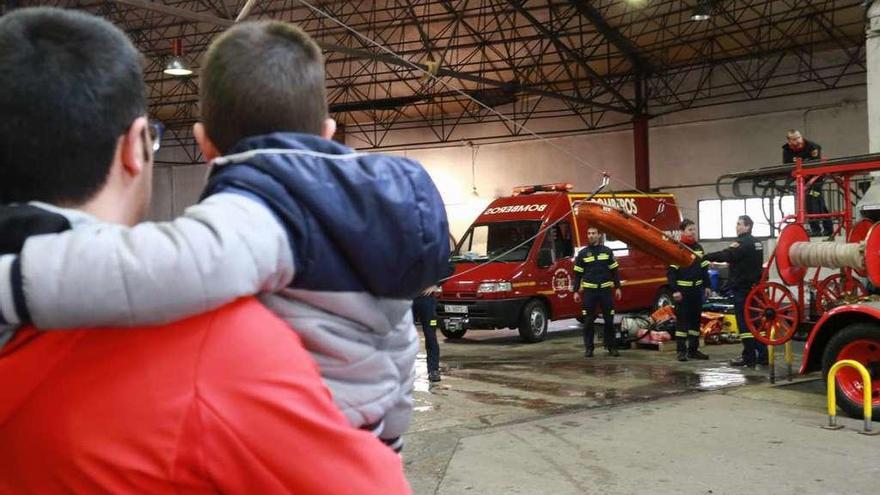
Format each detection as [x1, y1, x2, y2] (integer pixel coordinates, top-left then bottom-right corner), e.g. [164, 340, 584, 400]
[690, 2, 713, 21]
[164, 39, 192, 77]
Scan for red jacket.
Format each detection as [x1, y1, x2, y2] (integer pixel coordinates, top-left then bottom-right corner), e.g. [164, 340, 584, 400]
[0, 298, 411, 494]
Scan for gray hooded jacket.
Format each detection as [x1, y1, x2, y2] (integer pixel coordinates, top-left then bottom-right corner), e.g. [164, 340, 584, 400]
[0, 136, 451, 444]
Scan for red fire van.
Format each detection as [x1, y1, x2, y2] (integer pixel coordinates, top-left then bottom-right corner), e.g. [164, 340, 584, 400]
[438, 184, 682, 342]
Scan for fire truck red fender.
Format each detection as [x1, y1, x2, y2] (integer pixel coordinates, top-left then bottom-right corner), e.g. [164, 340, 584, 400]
[574, 201, 696, 267]
[801, 304, 880, 419]
[800, 304, 880, 374]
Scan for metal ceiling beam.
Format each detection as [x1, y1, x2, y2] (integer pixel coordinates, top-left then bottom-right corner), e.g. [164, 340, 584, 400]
[112, 0, 234, 27]
[110, 0, 628, 113]
[505, 0, 636, 114]
[568, 0, 655, 75]
[106, 0, 866, 151]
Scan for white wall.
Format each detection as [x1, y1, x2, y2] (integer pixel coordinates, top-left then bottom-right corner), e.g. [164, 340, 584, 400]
[145, 144, 209, 221]
[148, 86, 869, 244]
[394, 86, 868, 239]
[651, 86, 868, 226]
[397, 132, 635, 237]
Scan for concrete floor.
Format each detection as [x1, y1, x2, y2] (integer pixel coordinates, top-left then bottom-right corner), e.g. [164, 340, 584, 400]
[404, 319, 878, 495]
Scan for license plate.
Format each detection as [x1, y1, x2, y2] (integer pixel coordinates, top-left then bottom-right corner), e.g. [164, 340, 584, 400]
[445, 318, 463, 331]
[445, 304, 468, 314]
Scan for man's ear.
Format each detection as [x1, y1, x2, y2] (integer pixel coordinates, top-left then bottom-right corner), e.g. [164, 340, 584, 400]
[120, 116, 149, 177]
[194, 122, 221, 162]
[322, 118, 337, 140]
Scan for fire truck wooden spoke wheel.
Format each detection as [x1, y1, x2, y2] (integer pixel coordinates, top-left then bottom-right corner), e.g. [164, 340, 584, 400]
[745, 282, 799, 346]
[815, 273, 868, 314]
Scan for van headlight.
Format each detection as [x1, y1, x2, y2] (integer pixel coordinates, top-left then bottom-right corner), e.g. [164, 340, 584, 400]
[477, 282, 512, 293]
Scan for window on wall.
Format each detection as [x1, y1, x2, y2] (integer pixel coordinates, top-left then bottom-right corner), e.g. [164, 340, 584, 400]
[698, 200, 722, 239]
[698, 196, 794, 240]
[745, 198, 772, 238]
[772, 195, 796, 236]
[721, 200, 745, 238]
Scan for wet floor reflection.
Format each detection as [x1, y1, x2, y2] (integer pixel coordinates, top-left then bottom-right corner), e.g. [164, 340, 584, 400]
[414, 352, 432, 393]
[408, 315, 788, 420]
[413, 346, 764, 415]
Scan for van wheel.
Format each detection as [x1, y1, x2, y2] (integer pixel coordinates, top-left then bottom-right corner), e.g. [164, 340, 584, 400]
[821, 323, 880, 420]
[518, 300, 548, 343]
[654, 286, 673, 310]
[440, 329, 467, 339]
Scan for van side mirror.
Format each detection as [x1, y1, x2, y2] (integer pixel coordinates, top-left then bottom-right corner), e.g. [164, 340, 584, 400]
[536, 249, 553, 268]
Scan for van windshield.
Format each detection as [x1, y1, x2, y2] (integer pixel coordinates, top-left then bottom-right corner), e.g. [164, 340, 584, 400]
[452, 221, 541, 262]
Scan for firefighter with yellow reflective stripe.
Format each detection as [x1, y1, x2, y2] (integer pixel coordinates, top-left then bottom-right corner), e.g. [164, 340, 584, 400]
[412, 288, 441, 382]
[668, 219, 712, 362]
[703, 215, 767, 368]
[572, 227, 622, 357]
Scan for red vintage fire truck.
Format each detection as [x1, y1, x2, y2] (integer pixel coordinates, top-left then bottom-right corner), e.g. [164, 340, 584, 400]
[719, 154, 880, 419]
[437, 184, 682, 343]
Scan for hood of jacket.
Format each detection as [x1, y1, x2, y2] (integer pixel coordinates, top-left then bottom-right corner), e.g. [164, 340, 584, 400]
[0, 204, 75, 348]
[202, 132, 451, 298]
[0, 204, 72, 255]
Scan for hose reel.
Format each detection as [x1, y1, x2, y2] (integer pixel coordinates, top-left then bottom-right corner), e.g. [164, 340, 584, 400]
[775, 223, 880, 287]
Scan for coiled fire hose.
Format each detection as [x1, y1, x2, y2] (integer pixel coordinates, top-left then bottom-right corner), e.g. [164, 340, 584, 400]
[789, 242, 865, 270]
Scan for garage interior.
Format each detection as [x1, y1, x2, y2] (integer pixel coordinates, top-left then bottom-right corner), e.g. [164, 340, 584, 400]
[8, 1, 880, 493]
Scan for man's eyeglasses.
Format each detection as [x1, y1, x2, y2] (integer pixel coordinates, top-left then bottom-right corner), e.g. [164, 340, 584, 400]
[148, 120, 165, 153]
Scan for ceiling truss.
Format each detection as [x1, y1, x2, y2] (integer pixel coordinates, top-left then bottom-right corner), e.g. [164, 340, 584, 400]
[16, 0, 867, 154]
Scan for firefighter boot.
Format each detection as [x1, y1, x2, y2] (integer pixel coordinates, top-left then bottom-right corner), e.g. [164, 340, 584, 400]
[604, 321, 619, 357]
[582, 322, 595, 358]
[687, 335, 709, 360]
[676, 337, 688, 362]
[730, 358, 755, 369]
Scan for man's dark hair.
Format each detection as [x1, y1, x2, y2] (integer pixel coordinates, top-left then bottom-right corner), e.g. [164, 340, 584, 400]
[738, 215, 754, 231]
[680, 218, 695, 231]
[0, 7, 146, 205]
[201, 21, 328, 153]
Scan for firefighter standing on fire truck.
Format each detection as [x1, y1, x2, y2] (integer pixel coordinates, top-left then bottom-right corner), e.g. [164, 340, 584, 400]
[782, 129, 831, 237]
[668, 219, 711, 362]
[572, 226, 622, 357]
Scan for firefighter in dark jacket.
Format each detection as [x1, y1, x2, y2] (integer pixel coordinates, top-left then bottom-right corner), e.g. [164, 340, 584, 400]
[668, 219, 712, 362]
[703, 215, 767, 368]
[572, 227, 622, 357]
[412, 287, 441, 383]
[783, 129, 831, 237]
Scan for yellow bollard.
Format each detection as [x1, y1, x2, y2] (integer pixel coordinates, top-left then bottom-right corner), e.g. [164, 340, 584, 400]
[767, 326, 776, 384]
[768, 342, 775, 383]
[784, 340, 793, 382]
[825, 359, 879, 435]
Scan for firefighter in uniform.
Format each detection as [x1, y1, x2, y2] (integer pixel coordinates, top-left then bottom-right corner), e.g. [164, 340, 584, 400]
[703, 215, 767, 368]
[782, 129, 831, 237]
[668, 219, 711, 362]
[572, 226, 622, 357]
[412, 288, 441, 382]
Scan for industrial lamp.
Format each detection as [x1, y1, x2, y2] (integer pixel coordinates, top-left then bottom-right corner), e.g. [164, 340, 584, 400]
[163, 39, 192, 77]
[690, 2, 712, 21]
